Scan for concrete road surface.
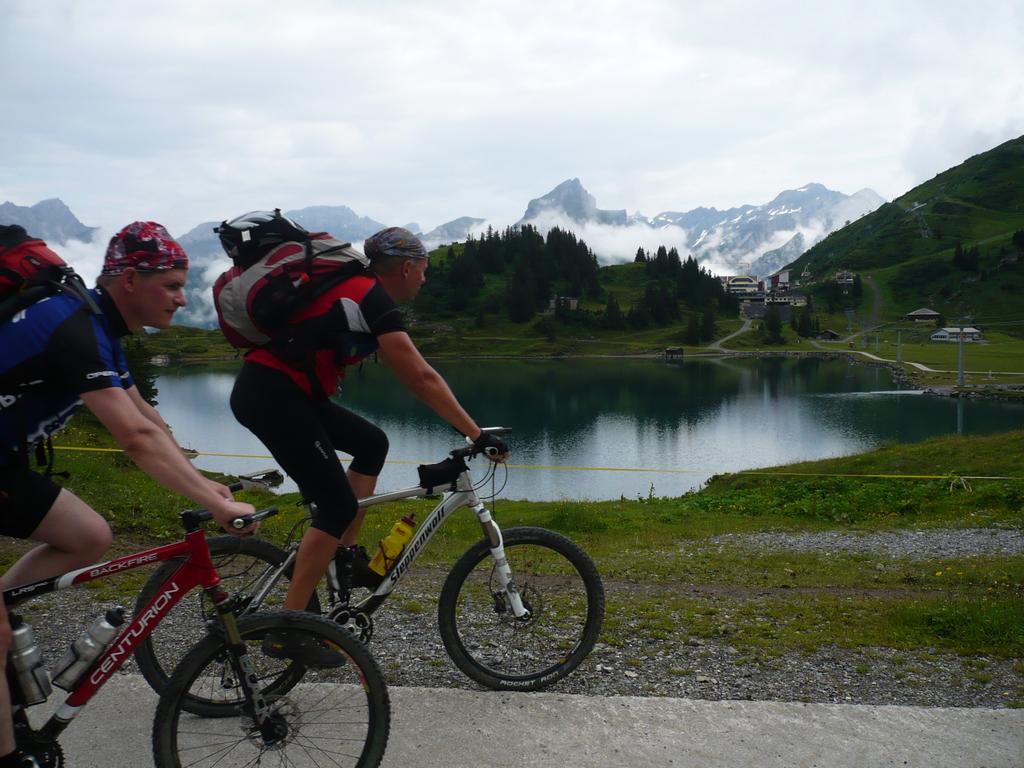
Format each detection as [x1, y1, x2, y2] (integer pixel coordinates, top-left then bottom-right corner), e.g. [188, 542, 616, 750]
[39, 675, 1024, 767]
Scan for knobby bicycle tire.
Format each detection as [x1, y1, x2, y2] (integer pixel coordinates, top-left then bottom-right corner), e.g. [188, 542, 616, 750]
[133, 535, 318, 699]
[437, 526, 605, 691]
[152, 611, 390, 768]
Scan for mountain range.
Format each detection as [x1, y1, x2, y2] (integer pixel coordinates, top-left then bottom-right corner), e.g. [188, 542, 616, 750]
[515, 178, 885, 277]
[0, 199, 99, 243]
[2, 180, 885, 326]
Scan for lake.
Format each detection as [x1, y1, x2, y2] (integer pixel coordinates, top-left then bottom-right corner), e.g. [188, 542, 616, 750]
[152, 356, 1024, 501]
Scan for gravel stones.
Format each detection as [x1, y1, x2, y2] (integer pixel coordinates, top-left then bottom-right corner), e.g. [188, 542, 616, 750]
[704, 528, 1024, 560]
[15, 527, 1023, 710]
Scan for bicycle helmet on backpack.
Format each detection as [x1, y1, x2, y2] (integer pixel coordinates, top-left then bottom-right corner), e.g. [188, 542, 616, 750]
[215, 209, 309, 269]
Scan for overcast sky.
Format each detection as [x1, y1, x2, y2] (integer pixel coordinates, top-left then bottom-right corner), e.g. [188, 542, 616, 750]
[2, 0, 1022, 239]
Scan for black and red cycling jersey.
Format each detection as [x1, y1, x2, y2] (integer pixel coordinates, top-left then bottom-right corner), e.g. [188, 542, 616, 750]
[245, 273, 405, 398]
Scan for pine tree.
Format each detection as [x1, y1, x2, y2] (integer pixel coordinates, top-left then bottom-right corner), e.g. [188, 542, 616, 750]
[685, 313, 700, 345]
[603, 293, 625, 329]
[448, 247, 484, 311]
[797, 304, 813, 337]
[627, 301, 651, 328]
[668, 247, 682, 273]
[506, 260, 537, 323]
[763, 307, 784, 344]
[953, 242, 965, 268]
[701, 305, 715, 341]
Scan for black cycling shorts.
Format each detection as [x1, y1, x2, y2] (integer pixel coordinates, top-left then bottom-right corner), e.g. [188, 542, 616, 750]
[230, 362, 389, 538]
[0, 462, 62, 539]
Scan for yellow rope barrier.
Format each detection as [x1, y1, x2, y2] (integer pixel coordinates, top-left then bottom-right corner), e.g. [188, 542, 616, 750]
[51, 445, 1021, 482]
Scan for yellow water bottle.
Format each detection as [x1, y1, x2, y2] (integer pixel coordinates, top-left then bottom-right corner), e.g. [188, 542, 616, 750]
[369, 515, 416, 576]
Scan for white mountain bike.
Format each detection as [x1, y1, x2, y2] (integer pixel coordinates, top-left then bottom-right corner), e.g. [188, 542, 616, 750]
[134, 428, 605, 707]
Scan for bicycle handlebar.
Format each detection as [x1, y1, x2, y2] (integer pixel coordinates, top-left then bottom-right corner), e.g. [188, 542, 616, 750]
[232, 507, 278, 528]
[463, 426, 511, 460]
[182, 506, 278, 529]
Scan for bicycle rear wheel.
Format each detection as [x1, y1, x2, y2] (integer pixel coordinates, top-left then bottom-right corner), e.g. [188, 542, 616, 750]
[134, 535, 319, 698]
[438, 526, 604, 691]
[152, 611, 390, 768]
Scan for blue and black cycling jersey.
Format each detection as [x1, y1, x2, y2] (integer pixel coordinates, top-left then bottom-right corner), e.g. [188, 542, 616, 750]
[0, 287, 133, 464]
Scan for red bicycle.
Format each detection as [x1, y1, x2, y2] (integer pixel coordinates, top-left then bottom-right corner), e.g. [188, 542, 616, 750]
[5, 498, 390, 768]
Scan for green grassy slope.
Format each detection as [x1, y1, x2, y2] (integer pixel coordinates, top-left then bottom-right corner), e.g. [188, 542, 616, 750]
[16, 424, 1021, 665]
[789, 135, 1024, 330]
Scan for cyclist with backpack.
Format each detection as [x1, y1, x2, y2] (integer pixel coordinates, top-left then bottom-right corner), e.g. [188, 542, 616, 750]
[220, 215, 507, 656]
[0, 222, 254, 767]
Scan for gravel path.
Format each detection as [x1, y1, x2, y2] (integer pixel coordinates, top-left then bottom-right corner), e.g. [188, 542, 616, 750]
[12, 527, 1023, 710]
[706, 527, 1024, 560]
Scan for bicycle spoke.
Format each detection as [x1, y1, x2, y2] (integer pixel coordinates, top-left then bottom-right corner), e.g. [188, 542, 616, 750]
[439, 527, 604, 690]
[155, 613, 388, 768]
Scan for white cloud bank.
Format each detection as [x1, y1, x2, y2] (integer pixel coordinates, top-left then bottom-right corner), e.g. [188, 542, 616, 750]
[2, 1, 1022, 239]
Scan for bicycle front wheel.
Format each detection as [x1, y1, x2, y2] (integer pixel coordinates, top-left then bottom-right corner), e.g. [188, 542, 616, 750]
[438, 526, 605, 691]
[153, 611, 390, 768]
[134, 535, 319, 699]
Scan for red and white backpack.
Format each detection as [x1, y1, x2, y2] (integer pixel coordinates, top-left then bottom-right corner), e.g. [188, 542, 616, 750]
[0, 225, 96, 324]
[211, 210, 369, 349]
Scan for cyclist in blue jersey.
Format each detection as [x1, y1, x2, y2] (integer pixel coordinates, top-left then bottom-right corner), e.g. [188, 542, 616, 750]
[0, 222, 254, 768]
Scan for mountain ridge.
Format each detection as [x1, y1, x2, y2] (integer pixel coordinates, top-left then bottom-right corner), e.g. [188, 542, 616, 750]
[790, 134, 1024, 277]
[516, 179, 885, 276]
[1, 181, 884, 278]
[0, 198, 98, 243]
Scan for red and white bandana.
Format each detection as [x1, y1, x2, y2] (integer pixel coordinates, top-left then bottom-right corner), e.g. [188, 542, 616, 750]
[102, 221, 188, 275]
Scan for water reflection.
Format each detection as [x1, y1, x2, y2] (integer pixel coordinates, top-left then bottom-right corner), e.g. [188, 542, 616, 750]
[152, 358, 1024, 501]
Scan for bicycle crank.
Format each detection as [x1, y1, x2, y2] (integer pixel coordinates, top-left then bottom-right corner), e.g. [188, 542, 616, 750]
[15, 723, 64, 768]
[327, 606, 374, 643]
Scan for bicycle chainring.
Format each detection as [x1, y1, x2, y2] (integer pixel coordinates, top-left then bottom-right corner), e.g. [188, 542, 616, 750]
[15, 723, 64, 768]
[326, 606, 374, 643]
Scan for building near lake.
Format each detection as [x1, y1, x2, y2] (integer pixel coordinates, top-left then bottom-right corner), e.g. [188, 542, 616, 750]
[835, 270, 856, 284]
[906, 307, 941, 323]
[722, 275, 758, 294]
[546, 296, 579, 312]
[930, 327, 984, 342]
[768, 269, 790, 293]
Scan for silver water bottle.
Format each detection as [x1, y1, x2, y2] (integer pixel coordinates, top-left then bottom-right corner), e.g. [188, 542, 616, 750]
[9, 619, 52, 705]
[51, 607, 125, 690]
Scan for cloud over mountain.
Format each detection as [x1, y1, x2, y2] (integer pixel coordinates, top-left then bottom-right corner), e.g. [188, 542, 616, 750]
[4, 178, 886, 330]
[517, 180, 885, 276]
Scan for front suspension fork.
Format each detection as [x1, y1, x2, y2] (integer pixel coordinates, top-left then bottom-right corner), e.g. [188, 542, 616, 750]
[209, 588, 280, 740]
[473, 504, 529, 619]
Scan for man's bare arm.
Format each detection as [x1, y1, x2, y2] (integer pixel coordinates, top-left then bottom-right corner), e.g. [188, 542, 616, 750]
[81, 387, 254, 531]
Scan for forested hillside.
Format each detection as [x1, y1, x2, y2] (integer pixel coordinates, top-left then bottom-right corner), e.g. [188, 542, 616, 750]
[788, 135, 1024, 329]
[413, 225, 737, 342]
